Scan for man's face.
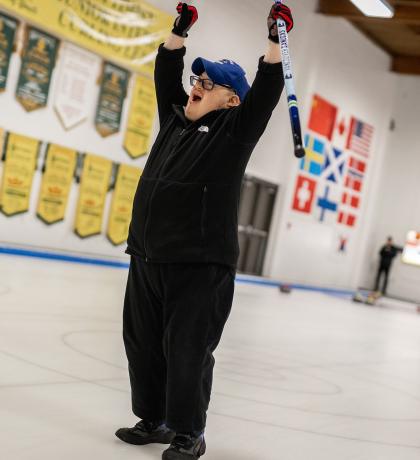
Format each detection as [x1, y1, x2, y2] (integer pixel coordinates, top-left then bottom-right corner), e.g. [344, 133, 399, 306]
[185, 72, 240, 122]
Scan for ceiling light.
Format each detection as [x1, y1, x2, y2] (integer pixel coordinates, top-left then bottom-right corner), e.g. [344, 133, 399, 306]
[349, 0, 394, 18]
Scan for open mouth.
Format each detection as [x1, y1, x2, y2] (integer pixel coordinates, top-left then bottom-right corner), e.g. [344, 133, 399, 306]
[191, 94, 202, 103]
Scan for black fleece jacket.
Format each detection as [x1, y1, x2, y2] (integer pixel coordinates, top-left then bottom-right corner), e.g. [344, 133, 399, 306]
[126, 44, 284, 267]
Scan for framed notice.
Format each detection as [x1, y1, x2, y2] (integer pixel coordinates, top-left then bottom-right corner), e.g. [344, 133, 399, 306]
[402, 231, 420, 267]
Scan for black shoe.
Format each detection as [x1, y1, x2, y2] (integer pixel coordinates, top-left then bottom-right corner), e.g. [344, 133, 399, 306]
[162, 433, 206, 459]
[115, 420, 175, 445]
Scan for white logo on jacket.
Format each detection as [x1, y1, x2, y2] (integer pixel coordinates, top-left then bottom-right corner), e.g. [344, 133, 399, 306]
[198, 125, 209, 133]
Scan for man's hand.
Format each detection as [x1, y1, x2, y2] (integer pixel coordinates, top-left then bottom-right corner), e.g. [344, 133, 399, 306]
[172, 2, 198, 38]
[267, 3, 294, 43]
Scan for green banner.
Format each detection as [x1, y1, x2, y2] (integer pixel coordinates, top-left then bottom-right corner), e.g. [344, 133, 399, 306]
[95, 62, 130, 137]
[16, 26, 59, 111]
[0, 13, 17, 92]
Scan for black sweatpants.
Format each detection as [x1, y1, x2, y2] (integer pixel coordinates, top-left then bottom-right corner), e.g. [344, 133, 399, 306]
[374, 264, 390, 294]
[123, 256, 235, 433]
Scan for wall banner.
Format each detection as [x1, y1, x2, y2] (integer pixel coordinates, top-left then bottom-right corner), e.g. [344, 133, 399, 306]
[124, 75, 157, 159]
[74, 153, 112, 238]
[0, 12, 17, 92]
[36, 143, 77, 224]
[95, 62, 130, 137]
[16, 26, 59, 111]
[0, 0, 173, 77]
[0, 132, 40, 216]
[107, 163, 142, 245]
[54, 43, 101, 130]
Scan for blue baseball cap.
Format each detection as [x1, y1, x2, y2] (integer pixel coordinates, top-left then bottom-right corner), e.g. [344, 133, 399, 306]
[192, 57, 250, 102]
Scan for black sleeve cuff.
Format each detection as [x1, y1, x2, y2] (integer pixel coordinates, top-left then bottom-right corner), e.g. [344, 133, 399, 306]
[158, 43, 187, 59]
[257, 56, 284, 75]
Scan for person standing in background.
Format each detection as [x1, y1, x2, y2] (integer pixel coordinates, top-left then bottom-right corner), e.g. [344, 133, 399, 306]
[374, 236, 403, 295]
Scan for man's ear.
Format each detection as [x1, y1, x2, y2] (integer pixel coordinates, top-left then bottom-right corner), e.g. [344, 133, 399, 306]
[226, 94, 241, 108]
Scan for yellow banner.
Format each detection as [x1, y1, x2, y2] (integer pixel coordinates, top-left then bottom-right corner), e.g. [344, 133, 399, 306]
[0, 0, 173, 77]
[74, 153, 112, 238]
[37, 143, 77, 224]
[107, 163, 141, 245]
[124, 74, 157, 158]
[0, 126, 4, 151]
[0, 132, 39, 216]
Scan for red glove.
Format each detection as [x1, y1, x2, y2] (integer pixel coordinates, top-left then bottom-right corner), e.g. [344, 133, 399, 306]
[172, 2, 198, 38]
[267, 3, 294, 43]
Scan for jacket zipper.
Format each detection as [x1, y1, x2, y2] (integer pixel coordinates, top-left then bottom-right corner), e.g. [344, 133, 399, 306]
[143, 126, 187, 261]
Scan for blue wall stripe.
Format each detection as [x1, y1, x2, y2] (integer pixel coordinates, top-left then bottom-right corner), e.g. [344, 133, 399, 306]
[0, 245, 354, 296]
[0, 246, 129, 269]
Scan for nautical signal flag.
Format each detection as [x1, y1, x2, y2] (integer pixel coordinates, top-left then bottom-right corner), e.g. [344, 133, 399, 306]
[331, 113, 351, 150]
[316, 184, 338, 223]
[308, 94, 337, 140]
[301, 134, 325, 176]
[292, 175, 317, 214]
[344, 170, 363, 193]
[342, 191, 360, 209]
[348, 156, 366, 174]
[322, 146, 345, 184]
[338, 211, 356, 227]
[347, 117, 373, 157]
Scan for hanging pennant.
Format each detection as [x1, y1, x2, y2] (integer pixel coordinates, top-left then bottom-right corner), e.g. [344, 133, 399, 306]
[107, 164, 142, 245]
[74, 153, 112, 238]
[54, 43, 101, 130]
[0, 126, 5, 152]
[95, 62, 130, 137]
[36, 143, 77, 224]
[0, 132, 40, 216]
[15, 26, 59, 111]
[0, 13, 18, 92]
[124, 75, 157, 159]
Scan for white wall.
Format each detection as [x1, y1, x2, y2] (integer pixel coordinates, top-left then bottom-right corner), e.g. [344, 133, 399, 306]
[264, 7, 396, 288]
[357, 76, 420, 301]
[0, 19, 157, 259]
[1, 0, 417, 297]
[0, 0, 317, 259]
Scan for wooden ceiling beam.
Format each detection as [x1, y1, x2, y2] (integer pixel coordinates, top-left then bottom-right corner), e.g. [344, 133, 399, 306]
[392, 55, 420, 75]
[318, 0, 420, 25]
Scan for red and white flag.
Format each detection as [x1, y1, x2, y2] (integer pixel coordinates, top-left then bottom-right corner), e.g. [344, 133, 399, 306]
[344, 170, 363, 193]
[292, 175, 317, 214]
[338, 211, 357, 227]
[348, 156, 366, 174]
[342, 191, 360, 209]
[331, 112, 352, 151]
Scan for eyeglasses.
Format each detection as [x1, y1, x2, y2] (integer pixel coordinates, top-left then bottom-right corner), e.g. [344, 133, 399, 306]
[189, 75, 236, 94]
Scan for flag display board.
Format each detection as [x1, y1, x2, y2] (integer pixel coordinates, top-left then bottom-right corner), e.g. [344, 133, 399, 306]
[291, 93, 375, 231]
